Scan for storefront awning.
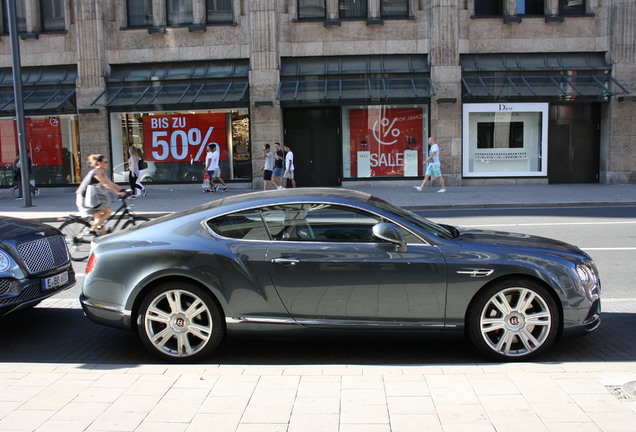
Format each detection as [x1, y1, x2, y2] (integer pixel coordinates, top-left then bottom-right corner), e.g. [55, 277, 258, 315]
[92, 81, 249, 107]
[462, 75, 629, 99]
[278, 78, 435, 103]
[0, 87, 76, 112]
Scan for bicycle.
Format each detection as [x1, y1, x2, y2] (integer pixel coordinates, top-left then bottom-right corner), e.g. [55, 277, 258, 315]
[59, 192, 150, 261]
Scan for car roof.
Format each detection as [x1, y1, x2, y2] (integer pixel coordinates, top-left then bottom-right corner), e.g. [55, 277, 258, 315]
[217, 188, 374, 209]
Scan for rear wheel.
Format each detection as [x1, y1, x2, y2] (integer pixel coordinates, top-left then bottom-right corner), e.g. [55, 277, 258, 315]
[59, 219, 93, 261]
[137, 282, 225, 362]
[121, 215, 150, 230]
[467, 279, 560, 361]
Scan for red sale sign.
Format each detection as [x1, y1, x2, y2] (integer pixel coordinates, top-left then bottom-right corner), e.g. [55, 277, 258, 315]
[143, 113, 227, 163]
[349, 107, 424, 177]
[0, 117, 63, 166]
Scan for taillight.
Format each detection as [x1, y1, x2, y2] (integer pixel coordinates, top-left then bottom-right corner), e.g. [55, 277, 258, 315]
[86, 254, 96, 274]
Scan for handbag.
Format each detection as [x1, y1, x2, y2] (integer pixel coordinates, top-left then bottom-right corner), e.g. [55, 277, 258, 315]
[84, 184, 100, 208]
[202, 173, 211, 190]
[138, 159, 148, 170]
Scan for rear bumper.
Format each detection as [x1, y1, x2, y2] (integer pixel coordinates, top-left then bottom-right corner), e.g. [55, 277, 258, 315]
[80, 294, 132, 330]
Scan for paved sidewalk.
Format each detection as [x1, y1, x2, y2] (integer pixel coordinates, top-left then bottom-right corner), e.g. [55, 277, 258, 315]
[1, 183, 635, 221]
[0, 299, 635, 432]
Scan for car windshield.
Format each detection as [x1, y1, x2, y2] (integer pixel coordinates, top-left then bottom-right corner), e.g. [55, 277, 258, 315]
[369, 196, 454, 239]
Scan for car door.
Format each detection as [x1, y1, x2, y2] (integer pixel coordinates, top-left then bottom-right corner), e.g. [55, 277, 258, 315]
[262, 203, 447, 329]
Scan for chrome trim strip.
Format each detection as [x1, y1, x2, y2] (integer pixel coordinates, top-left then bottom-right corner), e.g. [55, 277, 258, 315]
[457, 268, 494, 277]
[81, 299, 131, 317]
[226, 316, 445, 328]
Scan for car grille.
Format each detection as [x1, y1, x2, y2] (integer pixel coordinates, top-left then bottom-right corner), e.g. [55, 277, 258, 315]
[16, 235, 69, 274]
[0, 279, 17, 296]
[0, 283, 40, 305]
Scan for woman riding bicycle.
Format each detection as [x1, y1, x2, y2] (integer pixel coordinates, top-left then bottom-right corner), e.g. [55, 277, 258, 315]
[76, 154, 127, 235]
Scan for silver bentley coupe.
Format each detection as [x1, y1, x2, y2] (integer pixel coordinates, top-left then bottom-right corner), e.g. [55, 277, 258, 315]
[80, 188, 601, 362]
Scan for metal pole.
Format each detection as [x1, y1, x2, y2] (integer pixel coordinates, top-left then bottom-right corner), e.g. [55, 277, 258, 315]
[6, 0, 32, 207]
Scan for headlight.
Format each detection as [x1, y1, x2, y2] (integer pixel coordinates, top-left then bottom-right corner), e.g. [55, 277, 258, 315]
[0, 250, 11, 272]
[576, 263, 600, 300]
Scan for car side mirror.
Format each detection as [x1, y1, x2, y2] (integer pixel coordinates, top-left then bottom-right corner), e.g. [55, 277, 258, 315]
[373, 222, 407, 253]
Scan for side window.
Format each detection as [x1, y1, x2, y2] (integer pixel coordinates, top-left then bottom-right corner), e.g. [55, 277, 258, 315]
[559, 0, 586, 16]
[207, 0, 233, 24]
[128, 0, 153, 27]
[339, 0, 368, 19]
[207, 209, 270, 241]
[167, 0, 193, 26]
[298, 0, 326, 20]
[474, 0, 503, 16]
[40, 0, 65, 31]
[381, 0, 409, 18]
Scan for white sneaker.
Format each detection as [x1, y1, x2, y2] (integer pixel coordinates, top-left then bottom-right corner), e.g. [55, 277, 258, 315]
[413, 186, 422, 192]
[437, 188, 446, 193]
[277, 186, 284, 190]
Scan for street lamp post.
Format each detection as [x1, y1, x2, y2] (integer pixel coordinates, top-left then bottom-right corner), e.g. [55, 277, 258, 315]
[6, 0, 32, 207]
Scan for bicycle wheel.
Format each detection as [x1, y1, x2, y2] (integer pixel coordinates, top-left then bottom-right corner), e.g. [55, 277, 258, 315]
[59, 218, 93, 261]
[121, 215, 150, 230]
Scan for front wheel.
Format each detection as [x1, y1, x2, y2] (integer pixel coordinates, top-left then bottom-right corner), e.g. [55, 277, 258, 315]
[59, 218, 93, 261]
[467, 279, 560, 361]
[137, 282, 225, 362]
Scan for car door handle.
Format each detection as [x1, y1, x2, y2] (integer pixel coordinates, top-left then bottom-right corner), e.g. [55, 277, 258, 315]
[271, 258, 300, 266]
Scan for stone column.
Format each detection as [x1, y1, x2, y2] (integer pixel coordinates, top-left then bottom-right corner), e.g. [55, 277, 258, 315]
[249, 0, 282, 188]
[74, 1, 108, 175]
[326, 0, 339, 20]
[154, 0, 167, 26]
[603, 0, 636, 183]
[429, 0, 462, 185]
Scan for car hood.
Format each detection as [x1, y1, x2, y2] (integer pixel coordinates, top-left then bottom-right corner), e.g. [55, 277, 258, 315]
[0, 217, 59, 243]
[455, 227, 586, 257]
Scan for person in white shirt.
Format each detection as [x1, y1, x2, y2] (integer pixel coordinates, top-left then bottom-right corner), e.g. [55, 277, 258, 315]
[414, 136, 446, 193]
[261, 143, 279, 190]
[204, 143, 228, 193]
[283, 144, 296, 188]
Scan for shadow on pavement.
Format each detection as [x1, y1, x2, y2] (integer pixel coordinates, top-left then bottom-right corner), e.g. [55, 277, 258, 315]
[1, 307, 635, 365]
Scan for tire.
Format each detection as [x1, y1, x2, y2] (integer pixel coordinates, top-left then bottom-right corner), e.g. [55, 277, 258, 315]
[59, 219, 93, 261]
[467, 279, 560, 361]
[137, 281, 225, 362]
[121, 215, 150, 230]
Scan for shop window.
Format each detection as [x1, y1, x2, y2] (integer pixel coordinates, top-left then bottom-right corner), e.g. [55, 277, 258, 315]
[339, 0, 367, 19]
[298, 0, 326, 20]
[167, 0, 193, 26]
[127, 0, 153, 27]
[463, 103, 548, 178]
[1, 0, 27, 34]
[559, 0, 586, 16]
[0, 116, 80, 185]
[474, 0, 503, 16]
[342, 105, 429, 179]
[40, 0, 65, 31]
[381, 0, 409, 18]
[517, 0, 544, 15]
[111, 110, 251, 184]
[207, 0, 233, 24]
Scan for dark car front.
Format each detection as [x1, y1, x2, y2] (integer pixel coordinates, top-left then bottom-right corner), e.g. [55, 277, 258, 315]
[0, 217, 76, 316]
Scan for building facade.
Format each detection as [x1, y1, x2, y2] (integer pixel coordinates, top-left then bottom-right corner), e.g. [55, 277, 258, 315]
[0, 0, 634, 189]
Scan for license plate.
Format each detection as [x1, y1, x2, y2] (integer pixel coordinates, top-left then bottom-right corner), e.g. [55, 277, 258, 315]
[43, 271, 69, 291]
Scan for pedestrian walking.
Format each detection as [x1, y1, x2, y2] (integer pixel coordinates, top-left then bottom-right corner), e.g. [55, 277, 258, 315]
[414, 137, 446, 193]
[273, 142, 285, 190]
[127, 147, 146, 197]
[204, 143, 228, 193]
[261, 143, 278, 190]
[283, 144, 296, 188]
[13, 149, 38, 199]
